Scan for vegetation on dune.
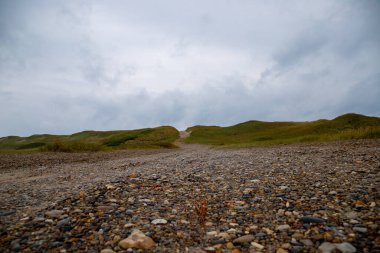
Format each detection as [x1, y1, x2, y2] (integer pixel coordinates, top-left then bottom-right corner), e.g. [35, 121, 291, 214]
[185, 113, 380, 147]
[0, 126, 179, 153]
[1, 113, 379, 152]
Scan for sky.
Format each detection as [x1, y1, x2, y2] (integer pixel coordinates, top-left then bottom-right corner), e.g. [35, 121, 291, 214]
[0, 0, 379, 136]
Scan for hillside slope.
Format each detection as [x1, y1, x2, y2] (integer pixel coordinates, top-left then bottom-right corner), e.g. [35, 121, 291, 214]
[0, 126, 179, 152]
[185, 113, 380, 146]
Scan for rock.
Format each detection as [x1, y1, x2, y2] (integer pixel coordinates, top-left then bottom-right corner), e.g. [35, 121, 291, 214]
[112, 235, 121, 243]
[45, 219, 53, 224]
[33, 217, 45, 222]
[206, 231, 218, 236]
[227, 228, 237, 233]
[100, 249, 116, 253]
[300, 216, 325, 223]
[57, 218, 70, 227]
[277, 224, 291, 231]
[204, 246, 215, 252]
[255, 232, 267, 239]
[292, 246, 303, 253]
[124, 223, 135, 228]
[105, 184, 116, 190]
[279, 186, 288, 190]
[353, 227, 367, 233]
[10, 239, 21, 251]
[251, 242, 264, 250]
[119, 229, 155, 250]
[300, 239, 313, 246]
[45, 210, 63, 218]
[205, 221, 213, 227]
[328, 191, 337, 195]
[336, 242, 356, 253]
[97, 206, 114, 212]
[277, 249, 288, 253]
[318, 242, 336, 253]
[151, 218, 168, 225]
[281, 243, 291, 249]
[188, 247, 207, 253]
[233, 234, 255, 244]
[345, 211, 358, 219]
[0, 210, 16, 216]
[226, 242, 234, 249]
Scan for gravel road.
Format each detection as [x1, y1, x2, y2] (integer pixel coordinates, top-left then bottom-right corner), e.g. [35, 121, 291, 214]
[0, 140, 379, 252]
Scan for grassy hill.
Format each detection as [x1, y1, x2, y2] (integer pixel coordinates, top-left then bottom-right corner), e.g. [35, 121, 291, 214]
[185, 113, 380, 147]
[0, 126, 179, 152]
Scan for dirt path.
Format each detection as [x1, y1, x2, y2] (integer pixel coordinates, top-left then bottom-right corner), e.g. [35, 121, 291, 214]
[0, 139, 379, 252]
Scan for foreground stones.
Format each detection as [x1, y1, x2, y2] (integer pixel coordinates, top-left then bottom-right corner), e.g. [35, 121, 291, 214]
[118, 229, 155, 250]
[0, 140, 379, 252]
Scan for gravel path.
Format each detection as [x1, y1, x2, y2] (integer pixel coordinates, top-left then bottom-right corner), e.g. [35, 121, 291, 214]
[0, 140, 379, 252]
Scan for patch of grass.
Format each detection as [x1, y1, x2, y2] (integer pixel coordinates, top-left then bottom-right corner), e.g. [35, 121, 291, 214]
[16, 142, 46, 150]
[104, 135, 138, 147]
[0, 126, 179, 153]
[185, 113, 380, 147]
[42, 141, 104, 152]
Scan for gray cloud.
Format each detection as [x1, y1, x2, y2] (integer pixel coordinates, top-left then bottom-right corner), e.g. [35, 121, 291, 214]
[0, 0, 379, 136]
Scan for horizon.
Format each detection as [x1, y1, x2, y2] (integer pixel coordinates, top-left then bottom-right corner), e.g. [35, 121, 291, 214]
[1, 1, 380, 137]
[1, 112, 378, 138]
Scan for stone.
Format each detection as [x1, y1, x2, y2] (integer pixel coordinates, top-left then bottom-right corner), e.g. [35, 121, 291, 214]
[100, 249, 116, 253]
[277, 224, 291, 231]
[105, 184, 116, 190]
[151, 218, 168, 225]
[206, 231, 218, 236]
[119, 229, 155, 250]
[300, 239, 313, 246]
[255, 232, 267, 239]
[277, 249, 288, 253]
[251, 242, 264, 250]
[0, 210, 16, 216]
[336, 242, 356, 253]
[345, 211, 358, 219]
[218, 232, 230, 239]
[97, 206, 114, 212]
[353, 227, 367, 233]
[300, 216, 325, 223]
[45, 210, 63, 218]
[233, 234, 255, 244]
[112, 235, 121, 243]
[11, 239, 21, 251]
[318, 242, 336, 253]
[57, 218, 70, 227]
[281, 243, 291, 249]
[124, 223, 135, 228]
[226, 242, 234, 249]
[204, 247, 215, 252]
[188, 247, 207, 253]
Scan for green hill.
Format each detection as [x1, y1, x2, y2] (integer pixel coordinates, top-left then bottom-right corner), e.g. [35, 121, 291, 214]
[0, 126, 179, 152]
[185, 113, 380, 147]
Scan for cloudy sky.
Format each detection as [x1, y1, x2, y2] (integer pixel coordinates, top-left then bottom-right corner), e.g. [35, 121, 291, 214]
[0, 0, 379, 136]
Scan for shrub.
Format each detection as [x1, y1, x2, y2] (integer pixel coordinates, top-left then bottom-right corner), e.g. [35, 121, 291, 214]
[104, 135, 138, 147]
[16, 142, 46, 150]
[43, 141, 103, 152]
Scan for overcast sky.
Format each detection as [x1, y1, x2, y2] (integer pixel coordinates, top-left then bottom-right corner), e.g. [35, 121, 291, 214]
[1, 0, 379, 136]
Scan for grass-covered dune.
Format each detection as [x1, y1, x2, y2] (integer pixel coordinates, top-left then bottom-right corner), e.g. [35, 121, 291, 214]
[185, 113, 380, 147]
[0, 126, 179, 152]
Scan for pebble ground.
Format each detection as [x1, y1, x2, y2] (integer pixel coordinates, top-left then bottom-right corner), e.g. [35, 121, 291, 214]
[0, 140, 379, 252]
